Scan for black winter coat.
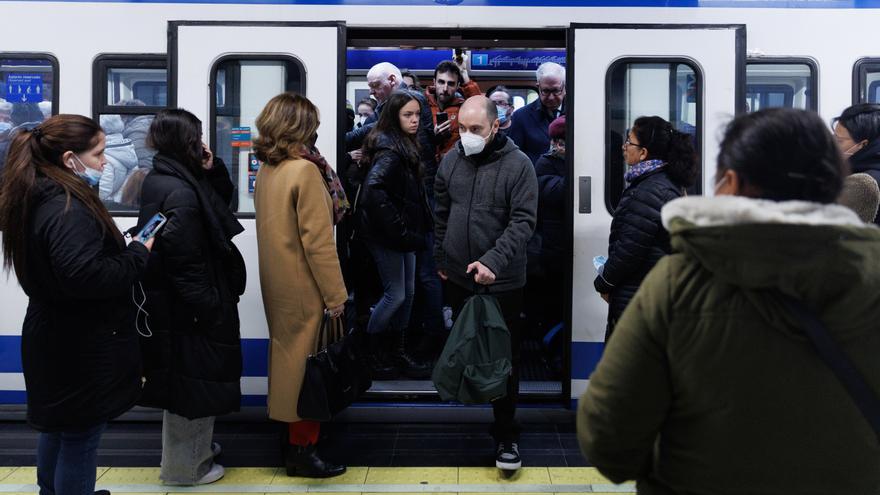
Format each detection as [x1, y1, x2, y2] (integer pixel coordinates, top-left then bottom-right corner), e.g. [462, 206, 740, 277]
[357, 133, 433, 252]
[534, 152, 568, 262]
[137, 154, 246, 419]
[594, 169, 683, 327]
[20, 179, 149, 431]
[849, 138, 880, 225]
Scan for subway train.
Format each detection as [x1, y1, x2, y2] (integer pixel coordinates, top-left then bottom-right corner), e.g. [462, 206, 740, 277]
[0, 0, 876, 412]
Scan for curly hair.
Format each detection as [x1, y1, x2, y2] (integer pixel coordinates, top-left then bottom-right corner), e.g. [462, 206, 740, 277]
[253, 93, 319, 165]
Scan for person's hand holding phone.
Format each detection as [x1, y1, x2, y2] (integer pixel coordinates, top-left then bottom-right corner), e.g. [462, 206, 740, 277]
[434, 115, 452, 136]
[135, 236, 155, 252]
[201, 143, 214, 170]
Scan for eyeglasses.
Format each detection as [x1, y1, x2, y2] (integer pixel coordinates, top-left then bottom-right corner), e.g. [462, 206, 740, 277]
[539, 87, 564, 97]
[624, 138, 644, 148]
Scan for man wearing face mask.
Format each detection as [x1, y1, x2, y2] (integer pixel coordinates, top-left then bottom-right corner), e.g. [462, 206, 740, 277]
[434, 95, 538, 472]
[833, 103, 880, 224]
[508, 62, 566, 166]
[489, 87, 514, 136]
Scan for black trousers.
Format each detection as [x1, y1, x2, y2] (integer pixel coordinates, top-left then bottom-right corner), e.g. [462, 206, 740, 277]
[446, 282, 524, 443]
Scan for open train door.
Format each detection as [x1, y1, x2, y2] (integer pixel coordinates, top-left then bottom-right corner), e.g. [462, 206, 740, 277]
[169, 21, 345, 402]
[566, 24, 745, 402]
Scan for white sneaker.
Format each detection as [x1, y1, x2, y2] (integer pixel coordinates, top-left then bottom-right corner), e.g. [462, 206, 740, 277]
[495, 442, 521, 471]
[195, 463, 225, 485]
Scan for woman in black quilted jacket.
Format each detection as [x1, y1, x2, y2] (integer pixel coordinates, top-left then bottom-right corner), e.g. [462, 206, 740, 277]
[357, 92, 433, 379]
[594, 116, 697, 338]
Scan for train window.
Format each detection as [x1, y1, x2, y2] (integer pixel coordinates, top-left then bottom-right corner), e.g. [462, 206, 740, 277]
[605, 59, 702, 212]
[0, 54, 58, 124]
[855, 58, 880, 104]
[210, 56, 305, 215]
[746, 59, 816, 111]
[92, 55, 168, 213]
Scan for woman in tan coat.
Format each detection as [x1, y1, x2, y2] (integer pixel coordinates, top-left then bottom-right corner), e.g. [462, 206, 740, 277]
[253, 93, 349, 478]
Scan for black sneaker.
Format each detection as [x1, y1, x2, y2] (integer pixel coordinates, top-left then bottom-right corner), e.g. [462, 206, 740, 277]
[495, 441, 521, 471]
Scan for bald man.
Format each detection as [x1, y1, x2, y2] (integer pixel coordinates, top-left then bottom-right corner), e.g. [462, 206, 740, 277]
[433, 95, 538, 472]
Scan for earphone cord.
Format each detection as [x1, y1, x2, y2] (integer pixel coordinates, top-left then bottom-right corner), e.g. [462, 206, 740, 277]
[132, 282, 153, 338]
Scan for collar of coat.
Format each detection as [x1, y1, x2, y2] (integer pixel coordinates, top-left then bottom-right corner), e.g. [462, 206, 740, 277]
[661, 195, 866, 230]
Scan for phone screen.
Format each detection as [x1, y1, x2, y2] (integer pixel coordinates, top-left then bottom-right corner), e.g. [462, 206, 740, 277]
[137, 212, 167, 242]
[436, 112, 449, 124]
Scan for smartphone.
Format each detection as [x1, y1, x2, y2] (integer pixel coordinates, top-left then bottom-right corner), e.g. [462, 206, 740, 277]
[436, 112, 449, 125]
[137, 212, 167, 242]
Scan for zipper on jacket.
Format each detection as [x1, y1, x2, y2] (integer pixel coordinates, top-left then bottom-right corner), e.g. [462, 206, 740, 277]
[466, 162, 477, 289]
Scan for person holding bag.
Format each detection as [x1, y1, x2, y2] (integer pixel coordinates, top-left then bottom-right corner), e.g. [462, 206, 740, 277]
[253, 92, 348, 478]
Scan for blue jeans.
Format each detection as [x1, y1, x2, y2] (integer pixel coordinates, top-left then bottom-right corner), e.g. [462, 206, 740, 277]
[412, 233, 445, 335]
[37, 422, 106, 495]
[367, 242, 416, 335]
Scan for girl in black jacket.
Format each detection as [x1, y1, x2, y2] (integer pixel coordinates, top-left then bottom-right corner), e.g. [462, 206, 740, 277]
[594, 116, 697, 338]
[0, 115, 151, 495]
[136, 109, 246, 485]
[358, 92, 433, 379]
[833, 103, 880, 224]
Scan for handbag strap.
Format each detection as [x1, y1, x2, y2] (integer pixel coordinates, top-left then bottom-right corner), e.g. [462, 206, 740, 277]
[779, 294, 880, 441]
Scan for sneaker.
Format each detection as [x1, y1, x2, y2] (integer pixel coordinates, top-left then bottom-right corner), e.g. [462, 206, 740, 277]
[495, 442, 521, 471]
[195, 463, 225, 485]
[211, 442, 222, 458]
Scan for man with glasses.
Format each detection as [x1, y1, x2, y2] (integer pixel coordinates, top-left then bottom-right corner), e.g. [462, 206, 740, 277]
[508, 62, 566, 165]
[489, 86, 514, 136]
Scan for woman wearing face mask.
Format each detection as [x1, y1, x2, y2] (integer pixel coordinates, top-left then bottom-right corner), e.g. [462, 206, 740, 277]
[136, 109, 246, 486]
[357, 92, 433, 380]
[579, 107, 880, 495]
[832, 103, 880, 224]
[594, 116, 697, 338]
[0, 114, 152, 495]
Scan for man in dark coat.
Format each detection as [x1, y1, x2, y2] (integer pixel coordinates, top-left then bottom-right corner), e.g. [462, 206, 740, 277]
[507, 62, 566, 166]
[434, 96, 538, 473]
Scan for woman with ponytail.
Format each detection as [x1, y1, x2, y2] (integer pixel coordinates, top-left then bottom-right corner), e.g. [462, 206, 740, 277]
[0, 114, 151, 495]
[594, 115, 697, 337]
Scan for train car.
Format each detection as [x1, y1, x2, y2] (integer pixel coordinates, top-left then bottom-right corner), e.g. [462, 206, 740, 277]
[0, 0, 875, 412]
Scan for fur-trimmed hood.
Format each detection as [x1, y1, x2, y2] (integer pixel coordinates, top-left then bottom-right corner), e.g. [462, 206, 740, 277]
[662, 195, 865, 229]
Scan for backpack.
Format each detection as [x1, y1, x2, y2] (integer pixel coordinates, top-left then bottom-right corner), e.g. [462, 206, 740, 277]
[431, 295, 512, 404]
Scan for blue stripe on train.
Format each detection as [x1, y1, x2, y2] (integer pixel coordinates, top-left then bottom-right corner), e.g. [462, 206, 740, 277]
[0, 0, 878, 7]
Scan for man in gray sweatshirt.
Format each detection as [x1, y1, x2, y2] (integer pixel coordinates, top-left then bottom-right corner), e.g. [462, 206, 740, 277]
[434, 95, 538, 472]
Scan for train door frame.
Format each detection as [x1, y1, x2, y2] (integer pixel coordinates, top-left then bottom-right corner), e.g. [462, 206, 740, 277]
[566, 23, 746, 403]
[346, 27, 571, 406]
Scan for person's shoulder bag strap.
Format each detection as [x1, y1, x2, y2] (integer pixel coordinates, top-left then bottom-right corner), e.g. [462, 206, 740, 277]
[779, 294, 880, 441]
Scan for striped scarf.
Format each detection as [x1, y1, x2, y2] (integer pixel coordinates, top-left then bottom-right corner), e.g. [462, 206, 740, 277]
[624, 159, 666, 183]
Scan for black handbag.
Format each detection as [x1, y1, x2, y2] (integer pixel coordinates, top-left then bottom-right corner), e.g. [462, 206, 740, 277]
[297, 313, 372, 421]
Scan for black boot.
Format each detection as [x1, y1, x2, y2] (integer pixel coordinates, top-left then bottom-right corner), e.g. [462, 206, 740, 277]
[392, 330, 432, 379]
[367, 332, 398, 380]
[285, 444, 346, 478]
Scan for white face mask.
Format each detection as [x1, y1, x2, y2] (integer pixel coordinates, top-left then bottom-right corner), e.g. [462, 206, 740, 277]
[713, 174, 729, 196]
[843, 142, 863, 157]
[460, 131, 489, 156]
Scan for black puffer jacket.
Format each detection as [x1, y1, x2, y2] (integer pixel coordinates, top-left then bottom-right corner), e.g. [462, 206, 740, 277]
[137, 154, 246, 419]
[357, 132, 433, 252]
[594, 169, 684, 327]
[20, 179, 149, 431]
[535, 152, 568, 261]
[849, 138, 880, 224]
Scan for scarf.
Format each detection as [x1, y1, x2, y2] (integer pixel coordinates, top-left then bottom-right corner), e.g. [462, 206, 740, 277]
[301, 146, 350, 225]
[624, 159, 666, 183]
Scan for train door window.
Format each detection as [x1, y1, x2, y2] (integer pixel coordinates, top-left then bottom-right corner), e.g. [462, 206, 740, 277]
[210, 56, 305, 215]
[746, 59, 816, 111]
[855, 58, 880, 103]
[606, 59, 702, 211]
[93, 55, 168, 213]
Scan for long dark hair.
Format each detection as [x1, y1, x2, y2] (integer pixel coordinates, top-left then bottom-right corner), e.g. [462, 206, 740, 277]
[362, 92, 421, 175]
[0, 114, 122, 280]
[833, 103, 880, 143]
[717, 108, 847, 203]
[632, 116, 698, 187]
[147, 109, 204, 175]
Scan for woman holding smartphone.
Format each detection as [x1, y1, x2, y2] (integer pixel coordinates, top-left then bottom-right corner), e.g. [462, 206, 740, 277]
[0, 114, 151, 495]
[136, 109, 246, 486]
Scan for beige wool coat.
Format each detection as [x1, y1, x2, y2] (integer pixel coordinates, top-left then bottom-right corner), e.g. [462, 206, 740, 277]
[254, 158, 348, 422]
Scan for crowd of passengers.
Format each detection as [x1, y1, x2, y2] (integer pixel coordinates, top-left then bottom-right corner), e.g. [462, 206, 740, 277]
[1, 54, 880, 495]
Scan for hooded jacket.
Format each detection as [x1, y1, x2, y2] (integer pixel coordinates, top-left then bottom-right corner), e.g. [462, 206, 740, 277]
[356, 132, 433, 252]
[849, 138, 880, 224]
[578, 195, 880, 495]
[434, 134, 538, 293]
[99, 115, 138, 203]
[20, 179, 149, 431]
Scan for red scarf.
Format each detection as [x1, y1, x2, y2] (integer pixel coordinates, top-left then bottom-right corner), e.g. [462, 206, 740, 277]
[300, 146, 350, 225]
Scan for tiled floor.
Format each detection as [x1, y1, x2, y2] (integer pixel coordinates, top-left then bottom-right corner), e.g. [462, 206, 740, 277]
[0, 466, 633, 494]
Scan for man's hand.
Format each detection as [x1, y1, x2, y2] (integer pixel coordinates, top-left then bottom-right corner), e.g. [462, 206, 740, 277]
[466, 261, 496, 285]
[434, 119, 453, 136]
[437, 269, 448, 281]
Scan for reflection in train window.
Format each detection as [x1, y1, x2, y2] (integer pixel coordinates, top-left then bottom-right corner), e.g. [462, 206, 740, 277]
[605, 59, 702, 212]
[210, 56, 305, 215]
[854, 58, 880, 104]
[93, 55, 168, 214]
[746, 60, 816, 111]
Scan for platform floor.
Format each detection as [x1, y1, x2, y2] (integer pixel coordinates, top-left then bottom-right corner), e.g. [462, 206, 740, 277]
[0, 466, 633, 494]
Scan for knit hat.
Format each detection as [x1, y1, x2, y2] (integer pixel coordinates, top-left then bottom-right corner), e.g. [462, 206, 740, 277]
[549, 115, 566, 139]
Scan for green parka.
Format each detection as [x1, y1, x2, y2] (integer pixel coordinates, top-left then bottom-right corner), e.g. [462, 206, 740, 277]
[578, 195, 880, 495]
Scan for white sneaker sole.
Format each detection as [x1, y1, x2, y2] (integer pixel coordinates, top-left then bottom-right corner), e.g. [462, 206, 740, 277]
[496, 459, 522, 471]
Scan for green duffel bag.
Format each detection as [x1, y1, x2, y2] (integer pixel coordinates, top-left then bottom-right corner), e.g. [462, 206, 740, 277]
[432, 294, 512, 404]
